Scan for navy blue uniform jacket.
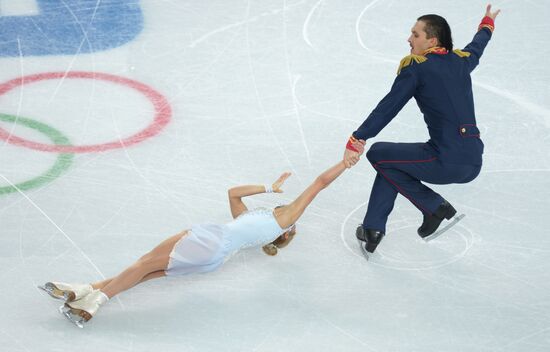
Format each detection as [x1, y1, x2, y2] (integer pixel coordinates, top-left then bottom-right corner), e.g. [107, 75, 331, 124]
[352, 27, 493, 165]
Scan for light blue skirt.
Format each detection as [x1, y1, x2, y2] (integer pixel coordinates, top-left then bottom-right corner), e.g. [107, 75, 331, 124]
[165, 223, 229, 276]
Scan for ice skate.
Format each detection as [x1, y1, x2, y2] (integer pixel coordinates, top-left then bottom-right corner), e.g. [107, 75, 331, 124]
[356, 225, 385, 260]
[422, 214, 465, 242]
[418, 200, 464, 242]
[59, 289, 109, 328]
[38, 282, 93, 302]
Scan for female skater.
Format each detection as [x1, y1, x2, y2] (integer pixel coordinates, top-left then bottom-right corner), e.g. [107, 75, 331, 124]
[40, 143, 364, 328]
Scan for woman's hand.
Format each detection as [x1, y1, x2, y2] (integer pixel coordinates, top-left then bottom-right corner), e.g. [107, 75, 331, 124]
[272, 172, 291, 193]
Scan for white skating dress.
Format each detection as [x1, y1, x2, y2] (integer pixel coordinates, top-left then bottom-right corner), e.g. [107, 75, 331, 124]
[166, 208, 289, 276]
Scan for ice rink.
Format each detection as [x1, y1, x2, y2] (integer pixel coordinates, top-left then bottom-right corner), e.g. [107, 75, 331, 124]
[1, 0, 549, 351]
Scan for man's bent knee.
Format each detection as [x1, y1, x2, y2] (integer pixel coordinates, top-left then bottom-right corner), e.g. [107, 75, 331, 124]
[366, 142, 386, 164]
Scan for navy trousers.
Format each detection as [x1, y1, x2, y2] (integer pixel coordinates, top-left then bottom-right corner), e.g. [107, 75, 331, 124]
[363, 142, 481, 232]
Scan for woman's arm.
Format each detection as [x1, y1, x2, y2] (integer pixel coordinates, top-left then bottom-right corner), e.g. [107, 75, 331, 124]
[275, 161, 348, 228]
[228, 173, 291, 218]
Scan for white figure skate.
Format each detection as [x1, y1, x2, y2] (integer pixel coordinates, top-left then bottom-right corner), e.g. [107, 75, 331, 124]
[59, 290, 109, 328]
[38, 282, 93, 302]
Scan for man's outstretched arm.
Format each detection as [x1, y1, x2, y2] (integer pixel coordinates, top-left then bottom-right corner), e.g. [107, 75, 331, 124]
[461, 4, 501, 71]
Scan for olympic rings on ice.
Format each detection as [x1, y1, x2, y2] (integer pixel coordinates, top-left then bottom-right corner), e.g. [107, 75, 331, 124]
[0, 71, 171, 153]
[0, 71, 171, 196]
[0, 113, 73, 195]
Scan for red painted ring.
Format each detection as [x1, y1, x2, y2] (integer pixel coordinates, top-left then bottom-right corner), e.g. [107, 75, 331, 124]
[0, 71, 171, 153]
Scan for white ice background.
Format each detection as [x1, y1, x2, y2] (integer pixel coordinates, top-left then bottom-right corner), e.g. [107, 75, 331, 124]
[1, 1, 549, 351]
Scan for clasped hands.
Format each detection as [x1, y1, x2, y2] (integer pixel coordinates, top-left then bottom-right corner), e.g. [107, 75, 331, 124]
[343, 137, 366, 168]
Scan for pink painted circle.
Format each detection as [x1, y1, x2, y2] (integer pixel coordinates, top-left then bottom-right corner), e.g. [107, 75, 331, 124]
[0, 71, 171, 153]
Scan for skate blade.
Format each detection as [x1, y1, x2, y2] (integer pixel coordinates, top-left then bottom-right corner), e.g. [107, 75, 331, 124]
[423, 214, 465, 242]
[357, 239, 370, 261]
[58, 305, 85, 329]
[38, 284, 64, 301]
[38, 283, 72, 301]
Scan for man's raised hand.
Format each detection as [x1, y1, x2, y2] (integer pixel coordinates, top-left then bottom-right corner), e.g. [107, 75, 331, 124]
[485, 4, 501, 20]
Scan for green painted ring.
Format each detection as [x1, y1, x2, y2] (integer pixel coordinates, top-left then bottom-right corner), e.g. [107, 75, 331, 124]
[0, 114, 74, 195]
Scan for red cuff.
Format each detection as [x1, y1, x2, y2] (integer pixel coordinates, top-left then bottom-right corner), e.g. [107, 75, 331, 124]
[346, 136, 359, 152]
[478, 16, 495, 32]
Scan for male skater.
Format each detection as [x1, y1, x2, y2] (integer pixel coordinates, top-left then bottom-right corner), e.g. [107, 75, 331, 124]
[344, 5, 501, 254]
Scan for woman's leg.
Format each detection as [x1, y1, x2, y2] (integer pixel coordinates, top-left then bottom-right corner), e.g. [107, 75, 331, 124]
[91, 270, 166, 291]
[97, 230, 188, 299]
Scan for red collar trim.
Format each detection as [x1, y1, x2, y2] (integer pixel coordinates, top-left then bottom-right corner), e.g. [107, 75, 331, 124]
[422, 47, 449, 55]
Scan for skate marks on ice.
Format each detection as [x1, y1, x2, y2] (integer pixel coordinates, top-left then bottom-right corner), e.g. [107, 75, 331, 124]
[341, 203, 477, 270]
[339, 202, 370, 260]
[357, 213, 467, 263]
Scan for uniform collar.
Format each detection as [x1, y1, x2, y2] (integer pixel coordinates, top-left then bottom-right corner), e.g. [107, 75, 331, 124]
[422, 46, 449, 56]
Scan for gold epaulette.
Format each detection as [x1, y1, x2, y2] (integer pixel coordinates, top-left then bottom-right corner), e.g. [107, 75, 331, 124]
[397, 54, 427, 75]
[453, 49, 471, 58]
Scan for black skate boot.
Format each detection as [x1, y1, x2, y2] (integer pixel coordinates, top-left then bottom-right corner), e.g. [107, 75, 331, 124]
[356, 225, 385, 253]
[417, 200, 457, 238]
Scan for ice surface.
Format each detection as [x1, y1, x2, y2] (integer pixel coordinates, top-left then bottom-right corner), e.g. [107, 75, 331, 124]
[1, 1, 549, 351]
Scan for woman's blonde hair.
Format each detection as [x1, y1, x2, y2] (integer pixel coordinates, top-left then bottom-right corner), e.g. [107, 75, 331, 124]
[262, 226, 296, 256]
